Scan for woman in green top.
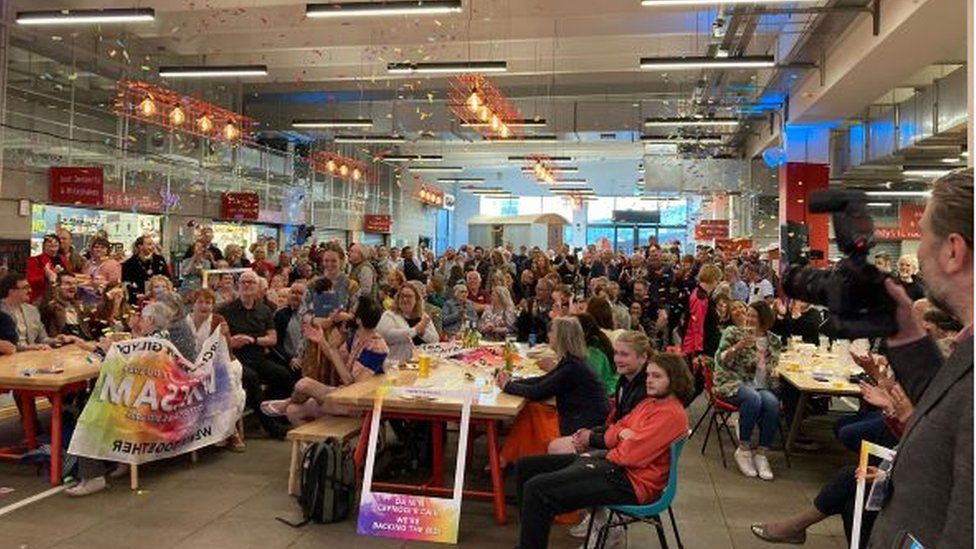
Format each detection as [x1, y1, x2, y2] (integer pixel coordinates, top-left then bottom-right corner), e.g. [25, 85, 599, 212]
[575, 313, 618, 395]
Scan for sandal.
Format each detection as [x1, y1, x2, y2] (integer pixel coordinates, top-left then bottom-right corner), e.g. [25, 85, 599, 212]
[751, 523, 806, 545]
[259, 399, 289, 418]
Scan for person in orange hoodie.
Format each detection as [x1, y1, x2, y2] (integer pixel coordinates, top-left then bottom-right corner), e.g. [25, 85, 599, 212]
[514, 351, 693, 549]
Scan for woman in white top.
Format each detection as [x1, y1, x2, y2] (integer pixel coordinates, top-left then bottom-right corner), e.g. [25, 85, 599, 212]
[377, 284, 439, 363]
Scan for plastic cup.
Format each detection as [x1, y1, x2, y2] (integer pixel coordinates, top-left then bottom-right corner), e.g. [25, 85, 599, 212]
[418, 354, 431, 378]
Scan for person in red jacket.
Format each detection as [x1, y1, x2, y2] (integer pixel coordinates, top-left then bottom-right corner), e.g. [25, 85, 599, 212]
[25, 233, 71, 304]
[514, 351, 693, 549]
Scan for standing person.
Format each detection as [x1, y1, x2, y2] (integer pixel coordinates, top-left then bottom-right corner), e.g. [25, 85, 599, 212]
[514, 352, 692, 549]
[183, 226, 223, 262]
[402, 246, 426, 283]
[121, 236, 170, 305]
[714, 301, 783, 480]
[607, 282, 631, 330]
[57, 228, 85, 274]
[348, 243, 378, 302]
[83, 237, 122, 287]
[26, 233, 71, 305]
[895, 254, 926, 301]
[724, 264, 750, 303]
[873, 252, 892, 275]
[218, 270, 293, 439]
[250, 246, 276, 279]
[681, 264, 723, 400]
[376, 284, 438, 363]
[743, 263, 774, 305]
[179, 241, 211, 293]
[867, 169, 972, 549]
[223, 244, 250, 268]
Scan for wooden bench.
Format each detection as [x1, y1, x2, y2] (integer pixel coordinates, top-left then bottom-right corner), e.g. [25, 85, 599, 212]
[286, 416, 362, 496]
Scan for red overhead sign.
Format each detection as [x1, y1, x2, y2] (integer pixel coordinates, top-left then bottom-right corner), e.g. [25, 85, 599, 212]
[364, 214, 392, 234]
[694, 219, 730, 240]
[220, 192, 260, 220]
[50, 167, 104, 206]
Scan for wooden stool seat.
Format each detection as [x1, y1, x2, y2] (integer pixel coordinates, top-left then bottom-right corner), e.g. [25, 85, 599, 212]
[287, 416, 362, 495]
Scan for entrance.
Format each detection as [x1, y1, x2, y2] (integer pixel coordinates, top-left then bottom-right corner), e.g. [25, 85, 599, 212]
[585, 224, 687, 254]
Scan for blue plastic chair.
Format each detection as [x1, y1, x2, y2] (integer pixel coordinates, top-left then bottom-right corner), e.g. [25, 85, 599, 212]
[584, 437, 686, 549]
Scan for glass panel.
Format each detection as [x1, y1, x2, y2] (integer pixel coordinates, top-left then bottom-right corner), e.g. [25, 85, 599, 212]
[637, 227, 657, 250]
[586, 226, 615, 249]
[586, 197, 615, 224]
[615, 226, 635, 255]
[656, 227, 687, 254]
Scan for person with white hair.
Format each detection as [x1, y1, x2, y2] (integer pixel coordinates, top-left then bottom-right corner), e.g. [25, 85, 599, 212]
[896, 254, 926, 301]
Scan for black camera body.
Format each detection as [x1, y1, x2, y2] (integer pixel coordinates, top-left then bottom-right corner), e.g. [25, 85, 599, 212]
[782, 189, 898, 339]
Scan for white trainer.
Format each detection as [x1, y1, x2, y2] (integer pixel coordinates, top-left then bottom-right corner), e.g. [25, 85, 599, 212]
[753, 453, 774, 481]
[570, 510, 598, 538]
[734, 447, 758, 478]
[578, 525, 627, 549]
[65, 476, 107, 497]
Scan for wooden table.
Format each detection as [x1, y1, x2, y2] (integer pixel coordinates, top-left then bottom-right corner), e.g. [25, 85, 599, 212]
[326, 354, 531, 525]
[778, 351, 862, 453]
[0, 345, 101, 485]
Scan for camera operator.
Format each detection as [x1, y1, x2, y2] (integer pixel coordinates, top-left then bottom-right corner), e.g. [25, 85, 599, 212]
[868, 169, 972, 549]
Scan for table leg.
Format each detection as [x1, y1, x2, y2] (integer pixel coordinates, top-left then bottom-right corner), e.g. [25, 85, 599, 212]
[786, 392, 809, 454]
[485, 420, 507, 525]
[19, 393, 38, 450]
[50, 392, 63, 485]
[353, 411, 373, 478]
[431, 420, 444, 488]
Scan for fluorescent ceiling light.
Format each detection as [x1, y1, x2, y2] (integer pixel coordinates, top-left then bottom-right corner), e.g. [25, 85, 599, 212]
[641, 136, 724, 144]
[379, 154, 443, 162]
[902, 169, 950, 178]
[159, 65, 268, 78]
[640, 55, 775, 70]
[334, 135, 405, 144]
[644, 117, 739, 128]
[17, 8, 155, 25]
[941, 157, 962, 163]
[441, 178, 486, 183]
[306, 1, 462, 18]
[554, 179, 588, 184]
[866, 202, 893, 207]
[642, 0, 812, 6]
[520, 166, 579, 173]
[865, 191, 932, 198]
[292, 118, 373, 128]
[407, 166, 463, 172]
[387, 61, 507, 74]
[508, 155, 574, 162]
[463, 118, 547, 128]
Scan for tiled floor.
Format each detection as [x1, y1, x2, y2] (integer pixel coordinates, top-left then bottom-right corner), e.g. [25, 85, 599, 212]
[0, 399, 853, 548]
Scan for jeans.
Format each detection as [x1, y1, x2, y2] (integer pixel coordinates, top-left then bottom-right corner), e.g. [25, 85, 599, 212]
[814, 465, 877, 548]
[516, 454, 638, 549]
[728, 385, 780, 448]
[834, 411, 897, 453]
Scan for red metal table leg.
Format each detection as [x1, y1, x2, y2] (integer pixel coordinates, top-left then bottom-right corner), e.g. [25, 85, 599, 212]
[485, 420, 508, 525]
[431, 420, 444, 488]
[353, 411, 373, 479]
[18, 392, 39, 450]
[49, 392, 63, 485]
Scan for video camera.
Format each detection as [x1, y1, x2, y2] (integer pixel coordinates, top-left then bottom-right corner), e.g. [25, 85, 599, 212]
[781, 189, 898, 339]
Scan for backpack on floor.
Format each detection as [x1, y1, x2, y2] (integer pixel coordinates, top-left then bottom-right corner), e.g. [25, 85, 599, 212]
[277, 438, 355, 527]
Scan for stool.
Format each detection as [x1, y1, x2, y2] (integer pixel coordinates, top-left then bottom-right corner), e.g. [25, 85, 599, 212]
[286, 416, 362, 495]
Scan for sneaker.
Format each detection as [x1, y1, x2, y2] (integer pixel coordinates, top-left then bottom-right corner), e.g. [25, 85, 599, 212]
[107, 463, 130, 479]
[734, 447, 758, 477]
[65, 476, 107, 497]
[578, 525, 626, 549]
[754, 454, 774, 481]
[570, 509, 603, 539]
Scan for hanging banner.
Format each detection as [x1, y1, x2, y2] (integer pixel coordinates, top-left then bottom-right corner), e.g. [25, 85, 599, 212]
[364, 214, 393, 234]
[50, 167, 104, 206]
[67, 332, 245, 465]
[220, 192, 260, 220]
[694, 219, 730, 240]
[898, 204, 924, 239]
[357, 387, 473, 544]
[715, 238, 753, 253]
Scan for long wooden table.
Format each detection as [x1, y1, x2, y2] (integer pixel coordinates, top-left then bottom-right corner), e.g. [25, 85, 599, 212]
[0, 345, 101, 484]
[326, 353, 532, 525]
[778, 351, 862, 453]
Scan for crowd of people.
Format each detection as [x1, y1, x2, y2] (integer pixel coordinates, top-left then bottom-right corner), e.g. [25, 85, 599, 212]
[0, 169, 970, 548]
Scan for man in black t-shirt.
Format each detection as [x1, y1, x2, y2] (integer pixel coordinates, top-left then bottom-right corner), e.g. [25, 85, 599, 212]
[218, 270, 294, 438]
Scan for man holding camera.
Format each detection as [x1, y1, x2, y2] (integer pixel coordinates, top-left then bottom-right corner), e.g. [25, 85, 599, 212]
[869, 169, 972, 548]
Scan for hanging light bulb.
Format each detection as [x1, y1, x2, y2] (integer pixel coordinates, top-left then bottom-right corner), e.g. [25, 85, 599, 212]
[499, 124, 510, 138]
[197, 115, 213, 133]
[352, 167, 362, 181]
[326, 159, 337, 173]
[169, 106, 186, 126]
[223, 122, 239, 141]
[478, 105, 490, 122]
[339, 164, 349, 177]
[490, 113, 501, 131]
[139, 97, 157, 117]
[466, 89, 481, 113]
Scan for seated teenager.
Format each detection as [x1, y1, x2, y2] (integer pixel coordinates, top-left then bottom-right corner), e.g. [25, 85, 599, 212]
[494, 316, 610, 469]
[261, 296, 388, 425]
[514, 352, 692, 549]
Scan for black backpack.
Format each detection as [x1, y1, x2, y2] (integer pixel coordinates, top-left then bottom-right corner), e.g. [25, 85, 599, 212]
[277, 439, 356, 527]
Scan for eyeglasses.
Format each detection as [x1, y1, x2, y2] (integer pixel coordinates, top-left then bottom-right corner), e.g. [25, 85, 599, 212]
[15, 284, 30, 291]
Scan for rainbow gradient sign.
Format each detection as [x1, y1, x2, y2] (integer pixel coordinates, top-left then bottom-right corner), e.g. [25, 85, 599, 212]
[357, 387, 473, 544]
[68, 332, 245, 464]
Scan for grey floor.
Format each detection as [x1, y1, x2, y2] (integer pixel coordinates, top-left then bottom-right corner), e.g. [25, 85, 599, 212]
[0, 398, 852, 549]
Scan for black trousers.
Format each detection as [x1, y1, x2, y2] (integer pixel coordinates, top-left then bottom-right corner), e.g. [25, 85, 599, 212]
[814, 465, 877, 549]
[237, 347, 294, 435]
[516, 454, 638, 549]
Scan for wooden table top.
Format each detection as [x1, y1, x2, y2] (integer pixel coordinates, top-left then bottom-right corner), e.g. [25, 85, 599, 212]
[778, 351, 862, 396]
[326, 355, 534, 420]
[0, 345, 101, 391]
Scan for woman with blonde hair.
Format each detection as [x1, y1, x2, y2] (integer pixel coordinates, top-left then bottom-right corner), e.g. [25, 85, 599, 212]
[494, 316, 610, 468]
[479, 285, 517, 340]
[377, 283, 439, 363]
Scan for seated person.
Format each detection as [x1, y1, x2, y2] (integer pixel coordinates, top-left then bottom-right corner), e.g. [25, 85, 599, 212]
[514, 352, 692, 549]
[478, 286, 517, 341]
[377, 285, 438, 364]
[0, 309, 15, 355]
[0, 272, 69, 350]
[261, 296, 388, 425]
[574, 313, 617, 396]
[41, 272, 94, 342]
[271, 281, 307, 370]
[217, 270, 293, 439]
[441, 284, 478, 337]
[494, 316, 610, 468]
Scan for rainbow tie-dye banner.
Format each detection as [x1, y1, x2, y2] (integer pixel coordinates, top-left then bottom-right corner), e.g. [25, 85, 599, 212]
[357, 387, 473, 544]
[68, 331, 245, 464]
